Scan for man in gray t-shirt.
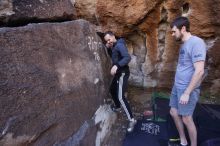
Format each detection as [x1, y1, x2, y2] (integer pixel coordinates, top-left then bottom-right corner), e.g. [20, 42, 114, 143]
[175, 36, 206, 89]
[169, 17, 207, 146]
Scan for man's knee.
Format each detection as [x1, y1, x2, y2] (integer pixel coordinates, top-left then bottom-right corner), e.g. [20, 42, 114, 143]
[170, 108, 178, 117]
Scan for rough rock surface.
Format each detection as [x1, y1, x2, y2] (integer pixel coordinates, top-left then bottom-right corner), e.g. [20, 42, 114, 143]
[0, 19, 114, 146]
[2, 0, 219, 95]
[1, 0, 220, 145]
[74, 0, 220, 94]
[0, 0, 76, 26]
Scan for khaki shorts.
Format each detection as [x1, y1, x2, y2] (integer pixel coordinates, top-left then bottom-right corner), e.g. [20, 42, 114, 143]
[169, 85, 200, 116]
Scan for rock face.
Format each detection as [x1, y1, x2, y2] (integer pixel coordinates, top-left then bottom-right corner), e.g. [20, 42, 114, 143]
[74, 0, 220, 94]
[1, 0, 220, 145]
[2, 0, 219, 94]
[0, 0, 76, 26]
[0, 20, 115, 146]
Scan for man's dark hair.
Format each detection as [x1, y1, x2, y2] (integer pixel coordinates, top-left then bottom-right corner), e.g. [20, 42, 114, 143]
[104, 31, 115, 37]
[170, 16, 190, 32]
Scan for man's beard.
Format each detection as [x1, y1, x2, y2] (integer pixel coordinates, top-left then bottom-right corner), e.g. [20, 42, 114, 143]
[175, 33, 183, 42]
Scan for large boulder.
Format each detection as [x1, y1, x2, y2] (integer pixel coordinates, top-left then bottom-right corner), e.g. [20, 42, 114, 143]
[0, 0, 76, 26]
[0, 19, 115, 146]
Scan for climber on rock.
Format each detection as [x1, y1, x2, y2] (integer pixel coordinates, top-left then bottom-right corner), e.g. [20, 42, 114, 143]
[103, 31, 137, 132]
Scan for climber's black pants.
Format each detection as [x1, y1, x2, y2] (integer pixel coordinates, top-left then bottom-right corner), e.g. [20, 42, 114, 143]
[110, 71, 133, 120]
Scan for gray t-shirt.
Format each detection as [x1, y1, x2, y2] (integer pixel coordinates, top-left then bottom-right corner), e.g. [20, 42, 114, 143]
[174, 35, 207, 89]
